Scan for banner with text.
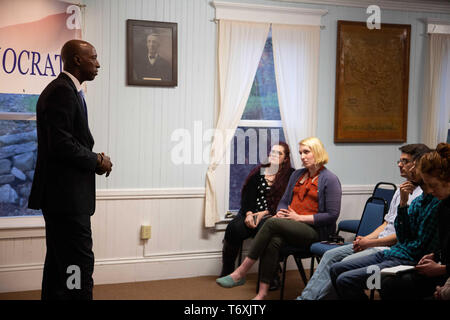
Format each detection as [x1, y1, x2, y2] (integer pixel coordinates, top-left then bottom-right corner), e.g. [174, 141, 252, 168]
[0, 0, 82, 94]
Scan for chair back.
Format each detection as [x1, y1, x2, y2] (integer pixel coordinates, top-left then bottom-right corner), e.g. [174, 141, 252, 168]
[372, 182, 397, 208]
[356, 196, 388, 237]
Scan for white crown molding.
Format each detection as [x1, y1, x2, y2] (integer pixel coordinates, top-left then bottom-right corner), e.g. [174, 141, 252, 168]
[275, 0, 450, 14]
[212, 1, 328, 25]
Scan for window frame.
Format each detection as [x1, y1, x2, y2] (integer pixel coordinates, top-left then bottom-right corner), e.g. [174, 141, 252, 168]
[213, 1, 326, 220]
[427, 20, 450, 144]
[225, 120, 284, 215]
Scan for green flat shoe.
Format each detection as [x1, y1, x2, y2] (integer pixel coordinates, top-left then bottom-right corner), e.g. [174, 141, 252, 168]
[216, 275, 246, 288]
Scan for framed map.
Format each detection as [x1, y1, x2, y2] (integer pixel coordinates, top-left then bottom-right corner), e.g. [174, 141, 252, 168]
[334, 21, 411, 143]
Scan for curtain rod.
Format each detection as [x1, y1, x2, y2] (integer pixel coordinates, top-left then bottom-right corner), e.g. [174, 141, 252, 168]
[210, 19, 325, 29]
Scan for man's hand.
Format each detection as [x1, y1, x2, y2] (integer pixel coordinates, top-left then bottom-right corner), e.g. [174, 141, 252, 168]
[96, 152, 113, 177]
[399, 181, 416, 207]
[352, 236, 373, 252]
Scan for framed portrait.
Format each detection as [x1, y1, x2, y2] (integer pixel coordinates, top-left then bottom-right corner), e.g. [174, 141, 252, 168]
[126, 19, 177, 87]
[334, 21, 411, 143]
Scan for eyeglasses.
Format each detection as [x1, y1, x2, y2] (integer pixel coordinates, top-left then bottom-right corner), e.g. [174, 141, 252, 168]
[397, 159, 412, 165]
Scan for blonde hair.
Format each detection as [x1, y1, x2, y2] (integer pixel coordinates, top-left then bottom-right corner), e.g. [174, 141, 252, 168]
[299, 137, 329, 167]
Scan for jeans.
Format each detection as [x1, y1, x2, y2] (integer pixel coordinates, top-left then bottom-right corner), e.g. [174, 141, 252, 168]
[330, 251, 414, 300]
[298, 244, 382, 300]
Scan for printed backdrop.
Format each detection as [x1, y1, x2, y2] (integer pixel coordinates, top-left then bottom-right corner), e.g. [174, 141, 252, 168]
[0, 0, 82, 94]
[0, 0, 82, 217]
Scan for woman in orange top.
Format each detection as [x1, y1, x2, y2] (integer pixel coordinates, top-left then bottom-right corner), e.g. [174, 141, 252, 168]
[217, 137, 342, 300]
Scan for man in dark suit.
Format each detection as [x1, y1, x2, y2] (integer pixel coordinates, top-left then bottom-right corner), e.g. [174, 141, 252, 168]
[28, 39, 112, 300]
[134, 32, 171, 81]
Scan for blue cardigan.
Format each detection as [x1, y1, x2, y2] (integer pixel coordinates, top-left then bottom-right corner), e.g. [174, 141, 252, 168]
[276, 167, 342, 241]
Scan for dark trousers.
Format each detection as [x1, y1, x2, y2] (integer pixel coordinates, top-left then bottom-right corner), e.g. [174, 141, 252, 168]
[42, 212, 94, 300]
[380, 271, 447, 300]
[224, 214, 269, 247]
[247, 218, 319, 284]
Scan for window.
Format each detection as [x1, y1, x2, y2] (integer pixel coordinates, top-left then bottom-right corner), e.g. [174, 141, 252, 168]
[0, 93, 41, 217]
[228, 30, 285, 212]
[447, 122, 450, 143]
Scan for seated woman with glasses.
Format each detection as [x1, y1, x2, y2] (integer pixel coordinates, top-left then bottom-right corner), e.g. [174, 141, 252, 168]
[216, 137, 342, 300]
[219, 142, 294, 277]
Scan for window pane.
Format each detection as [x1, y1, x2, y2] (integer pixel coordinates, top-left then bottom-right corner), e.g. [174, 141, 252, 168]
[0, 120, 41, 217]
[0, 93, 38, 113]
[228, 126, 285, 211]
[241, 33, 281, 121]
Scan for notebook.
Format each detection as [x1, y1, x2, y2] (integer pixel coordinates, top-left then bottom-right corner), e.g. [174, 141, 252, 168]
[380, 265, 415, 275]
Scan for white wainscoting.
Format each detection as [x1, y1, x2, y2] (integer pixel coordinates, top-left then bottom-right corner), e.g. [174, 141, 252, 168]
[0, 185, 374, 293]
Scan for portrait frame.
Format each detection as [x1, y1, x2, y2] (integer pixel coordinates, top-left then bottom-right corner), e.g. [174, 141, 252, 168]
[126, 19, 177, 87]
[334, 20, 411, 143]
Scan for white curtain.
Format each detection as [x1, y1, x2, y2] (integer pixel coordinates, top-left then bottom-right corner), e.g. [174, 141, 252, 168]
[423, 33, 450, 147]
[204, 20, 270, 227]
[272, 24, 320, 169]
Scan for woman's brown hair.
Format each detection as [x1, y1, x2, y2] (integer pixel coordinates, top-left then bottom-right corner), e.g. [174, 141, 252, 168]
[242, 141, 293, 214]
[418, 142, 450, 181]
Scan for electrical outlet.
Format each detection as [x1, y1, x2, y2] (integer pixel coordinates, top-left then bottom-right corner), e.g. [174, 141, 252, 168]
[141, 225, 151, 240]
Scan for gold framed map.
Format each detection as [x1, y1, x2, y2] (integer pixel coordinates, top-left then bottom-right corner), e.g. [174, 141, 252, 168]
[334, 21, 411, 143]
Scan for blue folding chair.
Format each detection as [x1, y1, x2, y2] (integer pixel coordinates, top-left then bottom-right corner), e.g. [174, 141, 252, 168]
[338, 182, 396, 235]
[309, 196, 388, 300]
[309, 196, 388, 269]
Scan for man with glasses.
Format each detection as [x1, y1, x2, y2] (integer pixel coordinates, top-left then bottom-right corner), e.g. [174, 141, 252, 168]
[297, 144, 428, 300]
[329, 144, 442, 300]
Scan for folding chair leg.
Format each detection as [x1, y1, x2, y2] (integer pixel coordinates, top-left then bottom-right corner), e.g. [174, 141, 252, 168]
[296, 258, 308, 286]
[309, 257, 315, 278]
[280, 257, 288, 300]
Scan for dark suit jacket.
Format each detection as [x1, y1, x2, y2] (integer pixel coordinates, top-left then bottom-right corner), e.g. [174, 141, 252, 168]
[29, 73, 98, 216]
[134, 54, 171, 81]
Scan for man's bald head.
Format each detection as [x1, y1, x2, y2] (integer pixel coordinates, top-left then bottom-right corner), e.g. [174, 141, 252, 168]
[61, 40, 93, 68]
[61, 39, 100, 83]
